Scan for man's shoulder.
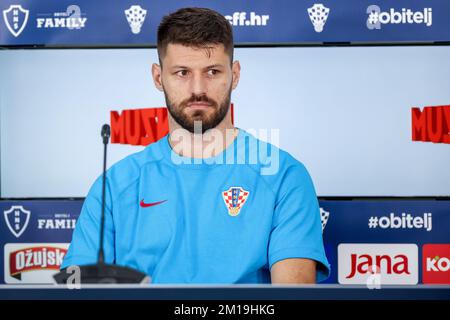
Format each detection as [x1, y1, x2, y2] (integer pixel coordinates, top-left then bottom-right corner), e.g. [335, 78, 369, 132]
[239, 129, 308, 176]
[111, 137, 165, 172]
[101, 136, 167, 196]
[239, 130, 313, 195]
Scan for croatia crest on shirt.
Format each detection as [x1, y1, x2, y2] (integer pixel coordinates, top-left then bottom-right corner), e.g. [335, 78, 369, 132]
[222, 187, 249, 216]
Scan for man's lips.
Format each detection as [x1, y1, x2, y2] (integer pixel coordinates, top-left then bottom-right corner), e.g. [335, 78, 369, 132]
[186, 102, 213, 110]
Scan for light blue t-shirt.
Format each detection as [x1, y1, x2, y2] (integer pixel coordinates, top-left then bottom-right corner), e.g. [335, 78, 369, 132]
[62, 129, 330, 283]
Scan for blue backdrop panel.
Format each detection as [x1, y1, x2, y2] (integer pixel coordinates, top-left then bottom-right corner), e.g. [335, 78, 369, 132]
[1, 0, 449, 46]
[1, 199, 449, 284]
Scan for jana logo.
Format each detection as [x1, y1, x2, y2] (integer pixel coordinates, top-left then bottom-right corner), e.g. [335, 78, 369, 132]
[307, 4, 330, 33]
[125, 5, 147, 34]
[3, 206, 31, 238]
[320, 208, 330, 232]
[3, 5, 29, 37]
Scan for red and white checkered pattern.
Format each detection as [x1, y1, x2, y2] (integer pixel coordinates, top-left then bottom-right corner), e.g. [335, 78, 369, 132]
[222, 187, 249, 216]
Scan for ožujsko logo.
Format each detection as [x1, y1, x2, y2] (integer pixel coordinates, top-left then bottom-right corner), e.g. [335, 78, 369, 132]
[307, 4, 330, 33]
[124, 5, 147, 34]
[222, 187, 250, 216]
[2, 5, 29, 37]
[4, 243, 69, 283]
[3, 205, 31, 238]
[422, 244, 450, 284]
[338, 244, 418, 285]
[366, 5, 432, 30]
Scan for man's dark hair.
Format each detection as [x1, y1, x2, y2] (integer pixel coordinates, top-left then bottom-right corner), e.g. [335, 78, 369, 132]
[157, 7, 234, 65]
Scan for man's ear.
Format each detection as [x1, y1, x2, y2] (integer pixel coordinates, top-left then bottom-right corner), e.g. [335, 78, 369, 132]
[231, 60, 241, 90]
[152, 63, 164, 92]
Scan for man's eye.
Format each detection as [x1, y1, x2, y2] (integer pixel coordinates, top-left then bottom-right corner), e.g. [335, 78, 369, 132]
[176, 70, 188, 76]
[207, 69, 220, 76]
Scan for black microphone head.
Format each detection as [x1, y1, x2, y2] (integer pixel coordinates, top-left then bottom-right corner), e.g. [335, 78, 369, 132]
[101, 124, 111, 138]
[101, 124, 111, 145]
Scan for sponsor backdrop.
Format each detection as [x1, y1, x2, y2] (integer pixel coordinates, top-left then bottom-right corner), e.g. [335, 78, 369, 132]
[321, 201, 450, 284]
[0, 201, 82, 284]
[1, 200, 449, 284]
[1, 0, 450, 46]
[0, 1, 449, 285]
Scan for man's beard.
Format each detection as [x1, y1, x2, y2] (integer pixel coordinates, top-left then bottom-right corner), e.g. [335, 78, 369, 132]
[164, 86, 232, 134]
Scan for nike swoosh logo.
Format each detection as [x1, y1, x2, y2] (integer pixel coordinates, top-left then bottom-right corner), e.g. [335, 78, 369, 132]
[140, 199, 167, 208]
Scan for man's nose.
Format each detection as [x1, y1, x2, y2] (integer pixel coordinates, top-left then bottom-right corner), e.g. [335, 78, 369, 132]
[189, 72, 207, 96]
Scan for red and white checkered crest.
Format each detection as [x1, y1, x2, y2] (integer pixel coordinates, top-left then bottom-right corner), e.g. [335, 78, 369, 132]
[222, 187, 249, 216]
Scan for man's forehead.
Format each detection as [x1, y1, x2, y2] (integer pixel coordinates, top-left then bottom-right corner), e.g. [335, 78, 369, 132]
[163, 43, 229, 66]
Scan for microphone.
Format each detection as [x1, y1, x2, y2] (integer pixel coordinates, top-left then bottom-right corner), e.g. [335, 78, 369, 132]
[98, 124, 110, 264]
[101, 123, 110, 145]
[53, 124, 150, 284]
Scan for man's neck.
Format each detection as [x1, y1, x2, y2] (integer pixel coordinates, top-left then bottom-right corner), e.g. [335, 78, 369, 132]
[168, 123, 238, 159]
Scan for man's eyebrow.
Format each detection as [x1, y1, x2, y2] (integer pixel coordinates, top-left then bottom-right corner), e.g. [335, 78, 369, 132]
[205, 64, 225, 69]
[170, 64, 225, 70]
[171, 65, 190, 69]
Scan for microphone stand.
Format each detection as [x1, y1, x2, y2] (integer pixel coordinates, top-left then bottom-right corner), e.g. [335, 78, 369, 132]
[53, 124, 149, 284]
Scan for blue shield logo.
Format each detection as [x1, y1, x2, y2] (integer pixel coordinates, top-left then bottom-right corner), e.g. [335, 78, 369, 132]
[4, 205, 31, 238]
[3, 5, 29, 37]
